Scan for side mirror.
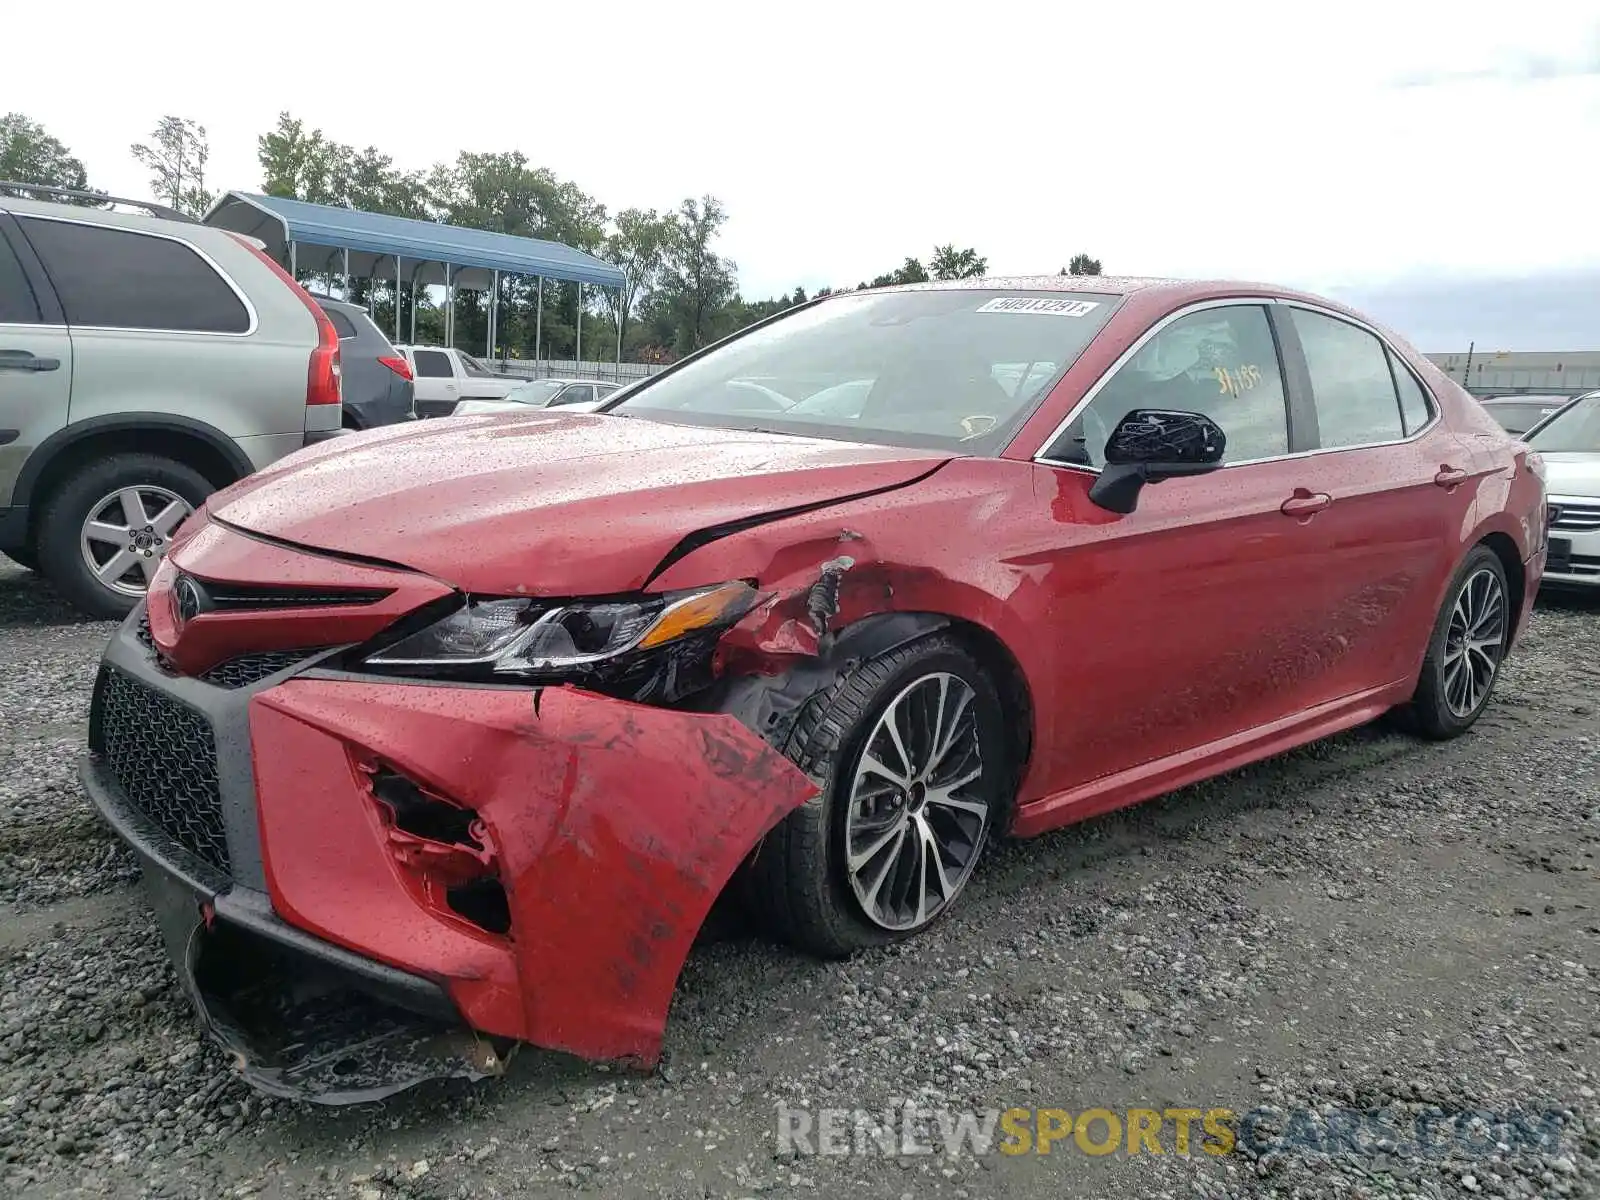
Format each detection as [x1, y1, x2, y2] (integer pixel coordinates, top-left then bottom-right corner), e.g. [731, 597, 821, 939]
[1089, 409, 1227, 514]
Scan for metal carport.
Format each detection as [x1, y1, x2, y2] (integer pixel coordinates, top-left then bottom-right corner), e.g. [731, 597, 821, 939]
[204, 192, 626, 364]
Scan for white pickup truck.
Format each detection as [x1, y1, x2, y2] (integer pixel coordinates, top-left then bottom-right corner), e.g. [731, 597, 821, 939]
[393, 345, 523, 418]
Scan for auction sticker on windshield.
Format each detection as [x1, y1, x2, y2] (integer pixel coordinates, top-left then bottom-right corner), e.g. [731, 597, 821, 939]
[976, 297, 1101, 316]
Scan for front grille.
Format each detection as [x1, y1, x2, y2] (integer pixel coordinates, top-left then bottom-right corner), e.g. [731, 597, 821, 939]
[201, 648, 325, 689]
[95, 667, 230, 873]
[1550, 502, 1600, 533]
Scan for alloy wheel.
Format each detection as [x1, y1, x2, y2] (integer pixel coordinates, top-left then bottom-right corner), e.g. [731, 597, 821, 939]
[1442, 567, 1506, 718]
[844, 672, 990, 931]
[79, 486, 192, 597]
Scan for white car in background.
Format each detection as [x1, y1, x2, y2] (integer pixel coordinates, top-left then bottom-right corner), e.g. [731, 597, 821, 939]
[393, 345, 523, 417]
[1526, 391, 1600, 590]
[451, 378, 625, 416]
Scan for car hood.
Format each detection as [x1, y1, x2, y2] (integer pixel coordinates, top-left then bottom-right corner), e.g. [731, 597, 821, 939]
[207, 411, 950, 595]
[1542, 452, 1600, 497]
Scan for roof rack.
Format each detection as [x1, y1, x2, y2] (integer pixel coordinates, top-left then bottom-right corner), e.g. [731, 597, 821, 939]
[0, 181, 195, 223]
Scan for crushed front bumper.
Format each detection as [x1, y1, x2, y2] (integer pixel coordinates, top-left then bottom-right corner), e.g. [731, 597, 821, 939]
[84, 606, 816, 1102]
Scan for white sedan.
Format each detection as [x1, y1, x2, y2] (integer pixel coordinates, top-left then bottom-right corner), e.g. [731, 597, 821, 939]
[452, 378, 625, 416]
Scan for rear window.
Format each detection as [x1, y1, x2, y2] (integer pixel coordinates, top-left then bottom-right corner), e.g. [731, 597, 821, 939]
[322, 307, 359, 339]
[613, 289, 1121, 453]
[18, 217, 250, 333]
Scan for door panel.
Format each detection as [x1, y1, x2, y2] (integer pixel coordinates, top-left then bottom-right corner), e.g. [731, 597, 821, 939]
[1029, 302, 1334, 792]
[1263, 431, 1469, 701]
[1033, 459, 1345, 791]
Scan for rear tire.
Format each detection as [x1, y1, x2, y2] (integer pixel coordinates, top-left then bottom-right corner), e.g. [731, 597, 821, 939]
[1397, 546, 1510, 740]
[745, 634, 1010, 958]
[2, 548, 37, 572]
[36, 453, 213, 619]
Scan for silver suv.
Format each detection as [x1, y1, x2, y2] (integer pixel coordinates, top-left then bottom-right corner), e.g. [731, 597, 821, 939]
[0, 184, 342, 616]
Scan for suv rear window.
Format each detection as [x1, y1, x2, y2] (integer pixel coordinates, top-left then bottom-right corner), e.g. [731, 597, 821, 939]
[18, 217, 251, 334]
[321, 307, 359, 339]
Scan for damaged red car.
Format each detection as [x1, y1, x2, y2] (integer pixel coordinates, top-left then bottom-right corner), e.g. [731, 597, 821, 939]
[83, 277, 1547, 1102]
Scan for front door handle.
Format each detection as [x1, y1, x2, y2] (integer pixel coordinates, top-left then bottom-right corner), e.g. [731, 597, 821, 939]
[1280, 489, 1332, 518]
[0, 349, 60, 372]
[1434, 465, 1468, 488]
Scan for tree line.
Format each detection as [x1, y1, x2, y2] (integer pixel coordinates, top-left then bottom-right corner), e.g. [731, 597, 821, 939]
[1, 111, 1104, 363]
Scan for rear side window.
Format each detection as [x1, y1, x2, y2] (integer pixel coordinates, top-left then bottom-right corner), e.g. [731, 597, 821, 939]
[0, 230, 41, 323]
[18, 217, 250, 333]
[1290, 309, 1405, 449]
[413, 349, 452, 378]
[322, 307, 359, 339]
[1388, 352, 1434, 435]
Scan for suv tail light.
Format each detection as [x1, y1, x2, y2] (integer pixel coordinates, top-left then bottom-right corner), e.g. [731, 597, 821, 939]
[378, 354, 414, 381]
[228, 234, 343, 407]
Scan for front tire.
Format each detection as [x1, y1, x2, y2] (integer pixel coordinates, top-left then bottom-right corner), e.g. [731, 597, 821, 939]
[746, 634, 1010, 958]
[1401, 546, 1510, 739]
[36, 453, 212, 619]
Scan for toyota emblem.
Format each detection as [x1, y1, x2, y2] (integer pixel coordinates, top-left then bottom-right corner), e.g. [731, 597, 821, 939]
[175, 575, 206, 624]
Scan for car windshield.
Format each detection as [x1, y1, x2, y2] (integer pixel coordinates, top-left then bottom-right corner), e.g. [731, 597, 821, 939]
[503, 381, 565, 406]
[609, 289, 1121, 452]
[1527, 394, 1600, 452]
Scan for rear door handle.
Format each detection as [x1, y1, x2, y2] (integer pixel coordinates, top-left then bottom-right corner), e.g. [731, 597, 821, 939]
[0, 349, 60, 372]
[1434, 465, 1468, 488]
[1280, 490, 1332, 517]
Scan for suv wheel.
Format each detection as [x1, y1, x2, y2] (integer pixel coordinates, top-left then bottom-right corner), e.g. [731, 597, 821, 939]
[36, 453, 212, 618]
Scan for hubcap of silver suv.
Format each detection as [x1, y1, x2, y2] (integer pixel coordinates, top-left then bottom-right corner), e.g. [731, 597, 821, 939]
[844, 672, 991, 931]
[79, 486, 192, 596]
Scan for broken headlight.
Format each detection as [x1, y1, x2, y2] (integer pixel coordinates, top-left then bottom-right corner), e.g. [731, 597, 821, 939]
[364, 581, 759, 677]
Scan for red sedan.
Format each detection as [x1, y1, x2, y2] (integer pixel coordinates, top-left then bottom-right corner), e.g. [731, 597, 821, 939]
[84, 277, 1547, 1102]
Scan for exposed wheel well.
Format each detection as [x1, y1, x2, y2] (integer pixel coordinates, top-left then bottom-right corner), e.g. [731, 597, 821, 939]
[941, 618, 1034, 797]
[1478, 531, 1526, 644]
[23, 430, 242, 550]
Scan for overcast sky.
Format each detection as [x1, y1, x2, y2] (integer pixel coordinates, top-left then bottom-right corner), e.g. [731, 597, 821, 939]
[7, 1, 1600, 349]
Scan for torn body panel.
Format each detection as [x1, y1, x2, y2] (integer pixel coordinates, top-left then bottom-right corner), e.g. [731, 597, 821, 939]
[249, 681, 818, 1065]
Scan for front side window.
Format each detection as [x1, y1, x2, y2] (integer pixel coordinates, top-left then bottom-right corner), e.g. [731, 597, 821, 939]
[551, 384, 596, 406]
[413, 349, 451, 378]
[1527, 394, 1600, 453]
[1052, 305, 1289, 466]
[18, 217, 249, 333]
[611, 289, 1121, 453]
[1291, 309, 1405, 448]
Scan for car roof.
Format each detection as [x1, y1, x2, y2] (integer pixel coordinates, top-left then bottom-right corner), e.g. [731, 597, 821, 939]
[856, 273, 1385, 321]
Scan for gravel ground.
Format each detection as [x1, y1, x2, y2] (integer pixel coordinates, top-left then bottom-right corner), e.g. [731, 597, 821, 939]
[0, 558, 1596, 1200]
